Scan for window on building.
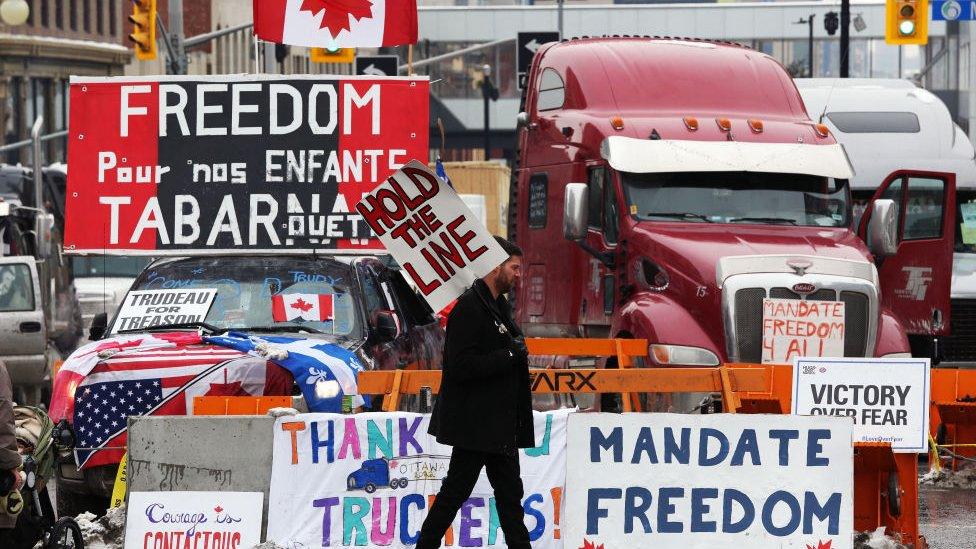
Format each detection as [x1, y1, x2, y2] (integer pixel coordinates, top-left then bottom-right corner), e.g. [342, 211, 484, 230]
[69, 0, 77, 30]
[96, 0, 104, 34]
[826, 112, 921, 133]
[41, 0, 49, 27]
[3, 77, 22, 164]
[83, 0, 90, 32]
[26, 0, 34, 25]
[109, 0, 116, 36]
[55, 0, 63, 28]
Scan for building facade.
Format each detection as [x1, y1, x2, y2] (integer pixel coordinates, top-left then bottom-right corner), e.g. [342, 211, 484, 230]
[0, 0, 129, 164]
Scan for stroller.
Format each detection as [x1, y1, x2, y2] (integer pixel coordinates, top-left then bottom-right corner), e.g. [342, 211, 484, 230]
[0, 405, 84, 549]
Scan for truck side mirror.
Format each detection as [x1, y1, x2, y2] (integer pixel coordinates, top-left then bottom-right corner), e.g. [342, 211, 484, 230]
[563, 183, 588, 241]
[34, 213, 54, 259]
[867, 199, 898, 257]
[374, 310, 399, 342]
[89, 312, 108, 341]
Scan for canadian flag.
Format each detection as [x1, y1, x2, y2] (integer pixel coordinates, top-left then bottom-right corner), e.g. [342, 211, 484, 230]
[271, 293, 335, 322]
[253, 0, 418, 48]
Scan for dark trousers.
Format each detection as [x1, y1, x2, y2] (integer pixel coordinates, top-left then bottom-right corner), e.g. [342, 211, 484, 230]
[416, 447, 531, 549]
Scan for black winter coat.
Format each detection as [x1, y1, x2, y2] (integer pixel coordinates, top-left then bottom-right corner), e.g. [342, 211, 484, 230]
[428, 280, 535, 453]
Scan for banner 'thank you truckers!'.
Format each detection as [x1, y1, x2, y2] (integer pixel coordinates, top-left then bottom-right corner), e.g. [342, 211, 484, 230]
[65, 75, 429, 255]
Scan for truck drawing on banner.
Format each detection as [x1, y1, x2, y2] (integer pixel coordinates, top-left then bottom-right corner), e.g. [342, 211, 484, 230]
[347, 454, 450, 493]
[510, 37, 956, 413]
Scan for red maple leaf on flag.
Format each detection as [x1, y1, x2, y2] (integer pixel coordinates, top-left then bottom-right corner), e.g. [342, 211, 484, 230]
[299, 0, 374, 36]
[290, 298, 314, 312]
[579, 540, 605, 549]
[807, 540, 832, 549]
[214, 506, 224, 514]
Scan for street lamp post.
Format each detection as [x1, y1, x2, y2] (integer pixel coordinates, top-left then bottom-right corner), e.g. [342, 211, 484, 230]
[481, 64, 499, 160]
[794, 15, 815, 77]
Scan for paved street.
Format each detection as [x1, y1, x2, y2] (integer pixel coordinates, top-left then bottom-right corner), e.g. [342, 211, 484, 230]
[919, 485, 976, 548]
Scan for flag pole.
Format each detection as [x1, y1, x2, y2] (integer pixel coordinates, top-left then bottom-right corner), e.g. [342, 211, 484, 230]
[408, 44, 414, 76]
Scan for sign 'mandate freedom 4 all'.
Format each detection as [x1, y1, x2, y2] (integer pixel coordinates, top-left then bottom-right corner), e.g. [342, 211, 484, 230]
[65, 74, 429, 255]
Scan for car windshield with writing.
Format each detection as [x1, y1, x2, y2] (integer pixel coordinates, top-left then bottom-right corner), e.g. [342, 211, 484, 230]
[113, 256, 363, 340]
[623, 172, 851, 227]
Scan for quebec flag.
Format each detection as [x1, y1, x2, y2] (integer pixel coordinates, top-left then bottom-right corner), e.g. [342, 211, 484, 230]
[206, 332, 366, 413]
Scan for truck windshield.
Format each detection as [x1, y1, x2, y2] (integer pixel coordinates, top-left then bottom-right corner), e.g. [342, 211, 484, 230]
[957, 189, 976, 254]
[622, 171, 851, 227]
[114, 256, 363, 340]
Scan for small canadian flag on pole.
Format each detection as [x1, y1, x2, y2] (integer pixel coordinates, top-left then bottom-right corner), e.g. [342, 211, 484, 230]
[253, 0, 418, 48]
[271, 293, 335, 323]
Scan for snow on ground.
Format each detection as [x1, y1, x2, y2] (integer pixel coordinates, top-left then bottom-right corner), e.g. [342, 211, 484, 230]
[75, 504, 126, 549]
[853, 527, 909, 549]
[920, 466, 976, 489]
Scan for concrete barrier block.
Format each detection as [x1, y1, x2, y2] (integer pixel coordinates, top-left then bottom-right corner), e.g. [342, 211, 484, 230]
[127, 415, 277, 535]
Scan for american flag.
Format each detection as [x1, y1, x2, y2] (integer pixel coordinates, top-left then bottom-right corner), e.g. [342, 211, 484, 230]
[65, 340, 293, 469]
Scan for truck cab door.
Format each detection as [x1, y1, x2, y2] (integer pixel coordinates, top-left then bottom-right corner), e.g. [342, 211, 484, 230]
[0, 257, 47, 382]
[858, 170, 955, 336]
[579, 162, 619, 328]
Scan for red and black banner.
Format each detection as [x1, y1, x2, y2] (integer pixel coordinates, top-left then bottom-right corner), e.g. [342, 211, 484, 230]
[65, 75, 429, 255]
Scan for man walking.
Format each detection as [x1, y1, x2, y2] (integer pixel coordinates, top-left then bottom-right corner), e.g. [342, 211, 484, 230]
[418, 237, 534, 549]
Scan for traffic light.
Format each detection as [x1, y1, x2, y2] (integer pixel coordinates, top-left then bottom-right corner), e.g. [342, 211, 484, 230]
[128, 0, 157, 60]
[310, 47, 355, 64]
[824, 11, 839, 36]
[886, 0, 929, 45]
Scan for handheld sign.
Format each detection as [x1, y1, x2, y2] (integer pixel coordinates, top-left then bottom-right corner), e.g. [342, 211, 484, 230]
[124, 491, 263, 549]
[792, 357, 931, 453]
[65, 74, 429, 255]
[566, 413, 854, 549]
[355, 160, 508, 312]
[112, 289, 217, 333]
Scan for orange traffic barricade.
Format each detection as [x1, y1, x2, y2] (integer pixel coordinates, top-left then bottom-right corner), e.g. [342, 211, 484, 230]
[192, 395, 292, 415]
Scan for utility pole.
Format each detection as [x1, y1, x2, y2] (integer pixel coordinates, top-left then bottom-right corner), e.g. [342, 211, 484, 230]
[557, 0, 564, 40]
[840, 0, 850, 77]
[168, 0, 187, 74]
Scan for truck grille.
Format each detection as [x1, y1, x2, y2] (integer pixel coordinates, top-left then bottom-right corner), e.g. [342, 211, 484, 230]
[943, 299, 976, 362]
[733, 287, 870, 362]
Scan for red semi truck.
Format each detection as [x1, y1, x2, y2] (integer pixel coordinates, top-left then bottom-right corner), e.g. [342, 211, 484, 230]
[510, 37, 956, 411]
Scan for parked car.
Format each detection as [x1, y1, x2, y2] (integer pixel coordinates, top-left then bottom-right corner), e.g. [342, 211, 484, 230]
[49, 253, 445, 517]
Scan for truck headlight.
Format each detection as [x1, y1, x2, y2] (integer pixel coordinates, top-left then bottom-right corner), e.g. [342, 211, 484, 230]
[649, 344, 720, 366]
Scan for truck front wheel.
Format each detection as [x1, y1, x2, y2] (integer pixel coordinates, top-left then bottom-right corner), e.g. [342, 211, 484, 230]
[364, 483, 376, 494]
